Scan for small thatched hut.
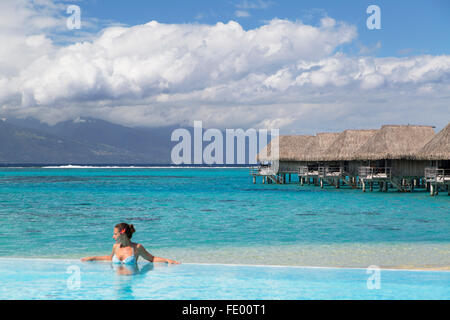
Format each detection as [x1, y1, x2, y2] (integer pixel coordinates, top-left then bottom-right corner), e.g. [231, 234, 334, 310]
[355, 125, 435, 161]
[417, 122, 450, 162]
[354, 125, 435, 190]
[295, 132, 340, 183]
[417, 123, 450, 194]
[255, 135, 315, 178]
[319, 129, 378, 183]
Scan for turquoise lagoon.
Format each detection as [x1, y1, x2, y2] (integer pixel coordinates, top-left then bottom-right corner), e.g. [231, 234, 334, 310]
[0, 167, 449, 299]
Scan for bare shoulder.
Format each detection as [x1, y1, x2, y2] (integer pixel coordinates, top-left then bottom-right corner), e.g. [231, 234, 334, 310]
[135, 243, 151, 254]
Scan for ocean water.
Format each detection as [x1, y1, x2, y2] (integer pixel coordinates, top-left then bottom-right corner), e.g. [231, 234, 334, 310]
[0, 167, 449, 269]
[1, 258, 449, 300]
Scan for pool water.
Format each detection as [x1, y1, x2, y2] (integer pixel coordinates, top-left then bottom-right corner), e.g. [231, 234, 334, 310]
[0, 258, 448, 300]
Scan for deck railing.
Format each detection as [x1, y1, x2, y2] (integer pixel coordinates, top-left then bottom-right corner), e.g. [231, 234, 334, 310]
[298, 166, 318, 176]
[358, 167, 391, 179]
[298, 166, 309, 176]
[318, 166, 343, 177]
[250, 165, 276, 176]
[425, 167, 450, 183]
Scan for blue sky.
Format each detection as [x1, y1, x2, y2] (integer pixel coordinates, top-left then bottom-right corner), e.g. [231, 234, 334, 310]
[78, 0, 450, 57]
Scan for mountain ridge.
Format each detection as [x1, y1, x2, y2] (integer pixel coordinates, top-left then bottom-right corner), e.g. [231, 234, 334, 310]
[0, 117, 174, 164]
[1, 117, 269, 165]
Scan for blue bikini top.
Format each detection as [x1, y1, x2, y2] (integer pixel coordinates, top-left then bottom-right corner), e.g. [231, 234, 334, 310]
[112, 246, 137, 265]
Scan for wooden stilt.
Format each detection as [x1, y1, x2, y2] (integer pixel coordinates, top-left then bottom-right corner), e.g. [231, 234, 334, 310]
[369, 182, 373, 192]
[320, 179, 323, 189]
[362, 180, 366, 192]
[253, 176, 256, 184]
[430, 183, 434, 196]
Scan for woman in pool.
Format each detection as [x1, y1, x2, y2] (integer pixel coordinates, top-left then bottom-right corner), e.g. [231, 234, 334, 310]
[81, 223, 180, 265]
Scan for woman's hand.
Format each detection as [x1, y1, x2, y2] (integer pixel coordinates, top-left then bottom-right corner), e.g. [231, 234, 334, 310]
[81, 257, 93, 262]
[166, 259, 181, 264]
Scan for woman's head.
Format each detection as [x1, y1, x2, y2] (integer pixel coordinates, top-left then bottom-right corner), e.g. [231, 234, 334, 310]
[113, 222, 136, 242]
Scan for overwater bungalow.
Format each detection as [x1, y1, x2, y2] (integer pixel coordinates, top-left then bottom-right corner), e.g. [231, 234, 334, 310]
[253, 135, 315, 184]
[418, 122, 450, 196]
[297, 132, 340, 185]
[318, 129, 378, 188]
[354, 125, 435, 192]
[251, 124, 448, 196]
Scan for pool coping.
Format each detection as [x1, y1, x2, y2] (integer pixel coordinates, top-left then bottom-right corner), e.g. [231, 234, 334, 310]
[0, 257, 448, 273]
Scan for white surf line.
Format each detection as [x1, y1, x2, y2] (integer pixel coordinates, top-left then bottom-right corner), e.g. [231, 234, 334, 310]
[1, 257, 448, 272]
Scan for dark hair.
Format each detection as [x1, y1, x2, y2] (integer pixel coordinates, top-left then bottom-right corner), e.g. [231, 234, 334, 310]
[115, 222, 136, 239]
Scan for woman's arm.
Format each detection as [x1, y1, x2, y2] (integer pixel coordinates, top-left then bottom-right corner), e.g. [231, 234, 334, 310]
[136, 244, 180, 264]
[81, 245, 115, 262]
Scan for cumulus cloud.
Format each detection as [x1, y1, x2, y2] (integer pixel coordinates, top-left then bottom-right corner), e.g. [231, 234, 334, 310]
[0, 0, 449, 132]
[0, 0, 61, 75]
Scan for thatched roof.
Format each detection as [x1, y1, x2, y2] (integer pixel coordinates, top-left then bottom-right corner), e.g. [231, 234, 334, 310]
[323, 129, 378, 161]
[417, 122, 450, 160]
[354, 125, 435, 160]
[256, 135, 315, 162]
[300, 132, 340, 161]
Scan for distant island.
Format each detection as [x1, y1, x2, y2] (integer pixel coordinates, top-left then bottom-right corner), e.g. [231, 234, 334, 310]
[0, 117, 262, 165]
